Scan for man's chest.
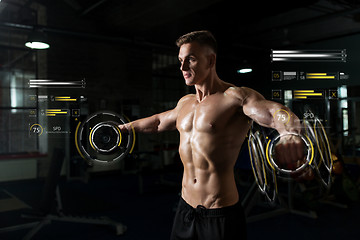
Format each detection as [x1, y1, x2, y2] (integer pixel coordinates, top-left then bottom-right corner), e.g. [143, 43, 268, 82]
[176, 94, 242, 133]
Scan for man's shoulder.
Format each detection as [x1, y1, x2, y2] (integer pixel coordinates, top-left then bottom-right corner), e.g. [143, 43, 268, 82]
[224, 86, 264, 105]
[224, 86, 248, 99]
[224, 85, 252, 93]
[175, 94, 196, 107]
[181, 94, 196, 99]
[179, 94, 196, 102]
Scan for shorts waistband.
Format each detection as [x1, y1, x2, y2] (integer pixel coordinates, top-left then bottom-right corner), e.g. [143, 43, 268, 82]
[178, 196, 242, 217]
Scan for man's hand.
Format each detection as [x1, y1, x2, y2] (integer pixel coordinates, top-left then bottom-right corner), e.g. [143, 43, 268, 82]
[274, 134, 305, 171]
[118, 123, 130, 133]
[274, 133, 315, 181]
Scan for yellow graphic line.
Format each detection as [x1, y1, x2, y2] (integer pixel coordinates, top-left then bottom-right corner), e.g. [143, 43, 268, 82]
[294, 93, 323, 96]
[294, 90, 314, 93]
[306, 73, 327, 75]
[306, 76, 335, 79]
[55, 99, 77, 101]
[46, 111, 68, 114]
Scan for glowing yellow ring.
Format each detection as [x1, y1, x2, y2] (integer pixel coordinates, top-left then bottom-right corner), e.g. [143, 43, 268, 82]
[114, 125, 122, 147]
[30, 123, 44, 136]
[75, 111, 135, 165]
[273, 109, 290, 125]
[305, 134, 315, 166]
[75, 121, 86, 160]
[266, 139, 275, 170]
[89, 127, 96, 151]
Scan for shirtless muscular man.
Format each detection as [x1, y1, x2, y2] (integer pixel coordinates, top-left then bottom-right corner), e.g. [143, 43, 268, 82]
[119, 30, 304, 240]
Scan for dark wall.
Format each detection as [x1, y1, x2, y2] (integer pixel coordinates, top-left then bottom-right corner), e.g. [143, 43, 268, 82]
[46, 35, 153, 115]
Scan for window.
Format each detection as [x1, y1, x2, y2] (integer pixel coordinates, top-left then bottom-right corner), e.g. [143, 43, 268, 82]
[0, 69, 38, 154]
[338, 85, 348, 136]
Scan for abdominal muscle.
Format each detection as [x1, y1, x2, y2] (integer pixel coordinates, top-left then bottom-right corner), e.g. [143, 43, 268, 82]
[179, 131, 244, 209]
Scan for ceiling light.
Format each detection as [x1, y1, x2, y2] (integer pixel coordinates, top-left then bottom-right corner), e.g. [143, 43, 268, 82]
[237, 60, 252, 74]
[25, 42, 50, 49]
[25, 29, 50, 49]
[237, 68, 252, 74]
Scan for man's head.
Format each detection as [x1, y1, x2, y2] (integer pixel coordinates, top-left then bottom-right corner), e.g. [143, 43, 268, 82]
[176, 30, 218, 86]
[175, 30, 217, 55]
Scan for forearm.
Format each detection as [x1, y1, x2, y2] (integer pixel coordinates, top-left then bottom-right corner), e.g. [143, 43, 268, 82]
[119, 115, 161, 134]
[119, 110, 177, 134]
[247, 100, 301, 135]
[271, 103, 301, 135]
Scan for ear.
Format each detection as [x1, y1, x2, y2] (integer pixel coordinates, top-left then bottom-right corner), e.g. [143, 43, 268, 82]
[208, 53, 216, 68]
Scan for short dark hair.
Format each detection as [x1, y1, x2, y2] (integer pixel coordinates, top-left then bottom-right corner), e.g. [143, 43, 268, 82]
[175, 30, 217, 54]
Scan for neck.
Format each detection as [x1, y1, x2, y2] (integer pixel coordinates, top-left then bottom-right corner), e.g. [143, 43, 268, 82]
[195, 72, 222, 102]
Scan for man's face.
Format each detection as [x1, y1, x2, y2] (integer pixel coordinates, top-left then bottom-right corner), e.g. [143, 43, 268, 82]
[178, 42, 212, 86]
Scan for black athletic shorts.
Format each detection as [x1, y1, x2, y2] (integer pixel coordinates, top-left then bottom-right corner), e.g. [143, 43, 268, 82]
[170, 197, 247, 240]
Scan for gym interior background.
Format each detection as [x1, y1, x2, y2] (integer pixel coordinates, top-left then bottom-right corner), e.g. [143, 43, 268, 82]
[0, 0, 360, 239]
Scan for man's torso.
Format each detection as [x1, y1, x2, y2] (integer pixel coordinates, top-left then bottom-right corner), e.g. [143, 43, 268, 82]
[176, 87, 251, 208]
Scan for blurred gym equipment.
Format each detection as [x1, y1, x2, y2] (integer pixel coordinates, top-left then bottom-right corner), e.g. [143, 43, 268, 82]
[0, 148, 127, 240]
